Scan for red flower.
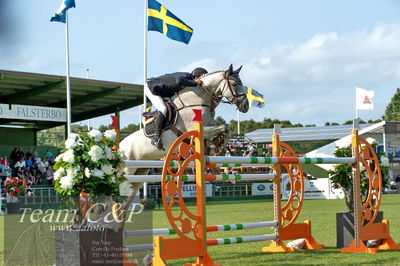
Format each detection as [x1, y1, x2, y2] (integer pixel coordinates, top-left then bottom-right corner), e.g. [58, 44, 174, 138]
[10, 191, 16, 197]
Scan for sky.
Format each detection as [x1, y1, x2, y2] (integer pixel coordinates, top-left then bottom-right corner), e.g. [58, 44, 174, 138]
[1, 0, 400, 129]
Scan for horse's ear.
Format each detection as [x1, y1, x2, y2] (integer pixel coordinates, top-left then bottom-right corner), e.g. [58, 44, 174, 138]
[225, 64, 234, 77]
[233, 65, 242, 75]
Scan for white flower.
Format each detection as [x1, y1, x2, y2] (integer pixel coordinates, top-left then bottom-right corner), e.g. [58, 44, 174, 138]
[89, 129, 103, 141]
[84, 167, 92, 178]
[60, 175, 74, 190]
[104, 130, 117, 141]
[62, 149, 75, 164]
[101, 164, 114, 175]
[66, 167, 79, 178]
[105, 147, 115, 160]
[55, 154, 63, 162]
[54, 167, 65, 181]
[117, 168, 126, 178]
[119, 181, 133, 196]
[111, 175, 116, 182]
[88, 145, 104, 162]
[65, 133, 80, 149]
[92, 168, 105, 179]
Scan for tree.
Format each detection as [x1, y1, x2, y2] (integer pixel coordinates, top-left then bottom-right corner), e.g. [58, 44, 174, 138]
[343, 119, 365, 125]
[384, 88, 400, 121]
[325, 122, 339, 126]
[214, 116, 227, 126]
[72, 124, 90, 134]
[98, 124, 111, 132]
[329, 144, 388, 211]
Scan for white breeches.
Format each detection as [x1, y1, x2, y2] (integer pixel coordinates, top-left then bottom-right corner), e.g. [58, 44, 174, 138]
[144, 83, 167, 115]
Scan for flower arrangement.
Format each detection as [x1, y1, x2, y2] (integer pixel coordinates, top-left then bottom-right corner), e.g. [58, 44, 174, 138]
[53, 129, 132, 196]
[5, 177, 28, 197]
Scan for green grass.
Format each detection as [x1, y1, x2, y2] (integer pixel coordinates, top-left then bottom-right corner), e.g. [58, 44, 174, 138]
[1, 195, 400, 265]
[149, 194, 400, 265]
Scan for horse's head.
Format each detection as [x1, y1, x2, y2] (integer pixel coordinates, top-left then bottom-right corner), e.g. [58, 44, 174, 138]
[201, 64, 249, 113]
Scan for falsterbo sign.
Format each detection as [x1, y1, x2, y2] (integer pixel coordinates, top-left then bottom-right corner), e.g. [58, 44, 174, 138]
[0, 104, 66, 122]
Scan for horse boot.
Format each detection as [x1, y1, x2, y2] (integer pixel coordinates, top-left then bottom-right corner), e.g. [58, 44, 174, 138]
[151, 111, 166, 151]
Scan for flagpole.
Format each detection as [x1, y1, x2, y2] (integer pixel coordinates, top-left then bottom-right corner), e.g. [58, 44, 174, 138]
[141, 0, 148, 131]
[355, 87, 358, 119]
[143, 0, 148, 199]
[65, 11, 72, 137]
[237, 109, 240, 135]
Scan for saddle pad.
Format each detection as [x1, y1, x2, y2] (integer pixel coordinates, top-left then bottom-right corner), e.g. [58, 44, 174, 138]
[144, 119, 157, 138]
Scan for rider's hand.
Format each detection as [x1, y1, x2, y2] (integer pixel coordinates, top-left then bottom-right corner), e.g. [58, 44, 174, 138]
[195, 78, 203, 86]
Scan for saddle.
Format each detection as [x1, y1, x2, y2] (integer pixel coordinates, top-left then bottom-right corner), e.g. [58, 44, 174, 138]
[142, 99, 179, 138]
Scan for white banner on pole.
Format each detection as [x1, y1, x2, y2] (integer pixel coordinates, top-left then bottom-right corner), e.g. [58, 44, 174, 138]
[356, 87, 374, 110]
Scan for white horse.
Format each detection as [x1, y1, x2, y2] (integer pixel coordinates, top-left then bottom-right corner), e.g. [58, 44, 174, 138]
[120, 65, 249, 193]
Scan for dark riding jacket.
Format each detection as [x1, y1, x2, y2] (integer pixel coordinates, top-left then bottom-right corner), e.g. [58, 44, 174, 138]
[147, 72, 197, 98]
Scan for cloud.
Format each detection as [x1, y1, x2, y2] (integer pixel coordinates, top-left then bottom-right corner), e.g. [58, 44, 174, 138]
[181, 23, 400, 125]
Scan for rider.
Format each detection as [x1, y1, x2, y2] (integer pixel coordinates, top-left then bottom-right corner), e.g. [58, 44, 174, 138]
[144, 67, 208, 150]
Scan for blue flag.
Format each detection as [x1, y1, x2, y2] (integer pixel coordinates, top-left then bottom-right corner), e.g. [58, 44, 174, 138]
[148, 0, 193, 44]
[50, 0, 76, 23]
[245, 87, 265, 108]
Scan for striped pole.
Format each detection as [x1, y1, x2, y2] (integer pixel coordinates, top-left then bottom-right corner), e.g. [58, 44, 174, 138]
[124, 160, 273, 169]
[125, 234, 278, 251]
[125, 221, 278, 237]
[126, 174, 276, 183]
[205, 156, 356, 165]
[207, 234, 277, 246]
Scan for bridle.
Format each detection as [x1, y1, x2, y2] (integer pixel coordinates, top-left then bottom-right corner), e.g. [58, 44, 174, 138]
[222, 73, 247, 108]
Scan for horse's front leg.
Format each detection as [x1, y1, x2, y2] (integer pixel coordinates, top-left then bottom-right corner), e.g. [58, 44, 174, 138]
[203, 125, 228, 154]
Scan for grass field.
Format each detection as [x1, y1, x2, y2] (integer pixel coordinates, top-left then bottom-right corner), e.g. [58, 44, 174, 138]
[149, 194, 400, 265]
[1, 195, 400, 265]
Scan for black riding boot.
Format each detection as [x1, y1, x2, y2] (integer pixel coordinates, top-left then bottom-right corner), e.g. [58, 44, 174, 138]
[151, 111, 165, 151]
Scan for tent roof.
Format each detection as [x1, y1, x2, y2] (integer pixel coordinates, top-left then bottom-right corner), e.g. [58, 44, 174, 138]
[245, 124, 372, 143]
[0, 70, 143, 130]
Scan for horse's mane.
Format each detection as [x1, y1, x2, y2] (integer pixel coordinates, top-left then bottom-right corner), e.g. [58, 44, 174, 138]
[200, 70, 224, 79]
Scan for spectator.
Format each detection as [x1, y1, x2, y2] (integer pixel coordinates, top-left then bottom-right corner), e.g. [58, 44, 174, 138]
[38, 157, 49, 174]
[15, 167, 25, 180]
[9, 147, 18, 168]
[0, 158, 7, 182]
[247, 143, 255, 157]
[5, 165, 12, 178]
[46, 165, 54, 185]
[32, 148, 40, 162]
[46, 148, 54, 164]
[224, 150, 231, 157]
[16, 148, 24, 161]
[14, 158, 26, 170]
[395, 174, 400, 194]
[3, 156, 9, 166]
[228, 143, 237, 155]
[25, 166, 36, 184]
[25, 157, 34, 168]
[26, 148, 33, 160]
[234, 138, 243, 147]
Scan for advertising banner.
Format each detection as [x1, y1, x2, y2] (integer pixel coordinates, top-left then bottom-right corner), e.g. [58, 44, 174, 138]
[281, 174, 344, 200]
[252, 182, 273, 195]
[0, 103, 66, 122]
[180, 184, 213, 198]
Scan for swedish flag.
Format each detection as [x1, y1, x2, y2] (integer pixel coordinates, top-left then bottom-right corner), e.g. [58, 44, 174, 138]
[148, 0, 193, 44]
[246, 87, 265, 108]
